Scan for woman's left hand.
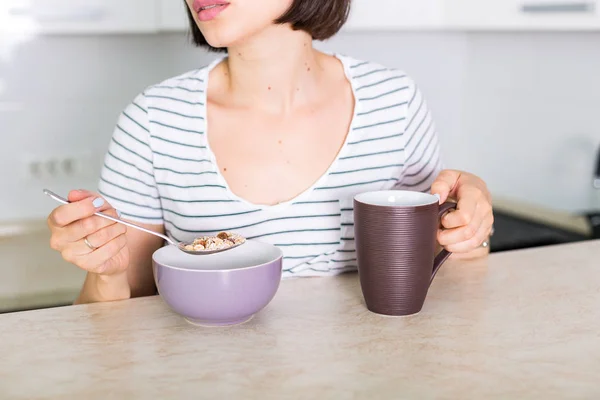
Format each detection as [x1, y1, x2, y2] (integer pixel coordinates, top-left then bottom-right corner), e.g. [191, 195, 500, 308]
[431, 170, 494, 257]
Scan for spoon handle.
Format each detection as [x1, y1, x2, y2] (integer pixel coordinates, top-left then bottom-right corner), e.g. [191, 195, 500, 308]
[43, 189, 176, 246]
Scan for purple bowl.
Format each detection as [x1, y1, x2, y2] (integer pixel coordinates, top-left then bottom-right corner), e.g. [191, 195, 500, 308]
[152, 240, 283, 327]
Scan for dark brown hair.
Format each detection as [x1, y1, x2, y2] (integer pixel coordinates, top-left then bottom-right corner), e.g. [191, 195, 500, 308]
[186, 0, 352, 52]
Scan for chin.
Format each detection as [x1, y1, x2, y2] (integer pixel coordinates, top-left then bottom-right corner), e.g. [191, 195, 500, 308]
[191, 0, 293, 50]
[200, 25, 248, 49]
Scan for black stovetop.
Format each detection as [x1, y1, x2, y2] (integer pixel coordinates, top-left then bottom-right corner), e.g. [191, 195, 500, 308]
[490, 210, 593, 253]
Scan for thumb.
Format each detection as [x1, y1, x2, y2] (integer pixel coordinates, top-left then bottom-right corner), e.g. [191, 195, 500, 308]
[430, 170, 460, 203]
[67, 189, 96, 203]
[67, 189, 116, 214]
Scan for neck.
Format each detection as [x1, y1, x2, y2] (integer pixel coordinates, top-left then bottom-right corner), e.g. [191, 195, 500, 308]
[220, 26, 324, 113]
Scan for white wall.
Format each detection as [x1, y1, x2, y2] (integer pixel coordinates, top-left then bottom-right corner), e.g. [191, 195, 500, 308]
[0, 31, 599, 223]
[461, 33, 600, 213]
[321, 32, 600, 213]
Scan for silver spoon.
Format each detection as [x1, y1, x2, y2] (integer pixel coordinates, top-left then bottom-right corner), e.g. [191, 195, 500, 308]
[43, 189, 244, 255]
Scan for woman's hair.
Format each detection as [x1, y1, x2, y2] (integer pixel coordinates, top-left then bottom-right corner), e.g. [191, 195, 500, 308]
[186, 0, 352, 52]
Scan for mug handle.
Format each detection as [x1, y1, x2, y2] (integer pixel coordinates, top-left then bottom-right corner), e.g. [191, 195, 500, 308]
[430, 201, 458, 284]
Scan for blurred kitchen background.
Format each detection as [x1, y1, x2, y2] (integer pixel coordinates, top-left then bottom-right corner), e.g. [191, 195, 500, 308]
[1, 0, 599, 313]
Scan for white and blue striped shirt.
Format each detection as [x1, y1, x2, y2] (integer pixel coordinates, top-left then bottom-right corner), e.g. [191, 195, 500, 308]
[98, 54, 443, 277]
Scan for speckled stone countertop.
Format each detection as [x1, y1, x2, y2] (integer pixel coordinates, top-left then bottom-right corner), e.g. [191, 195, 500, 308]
[1, 240, 599, 399]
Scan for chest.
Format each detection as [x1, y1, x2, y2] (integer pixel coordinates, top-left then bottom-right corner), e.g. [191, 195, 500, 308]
[206, 95, 354, 206]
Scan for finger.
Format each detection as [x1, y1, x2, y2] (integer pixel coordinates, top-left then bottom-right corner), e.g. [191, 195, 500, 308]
[85, 233, 128, 274]
[430, 170, 460, 203]
[441, 186, 481, 229]
[438, 202, 486, 246]
[67, 233, 127, 274]
[69, 222, 128, 257]
[51, 208, 120, 251]
[49, 196, 108, 228]
[62, 208, 120, 243]
[445, 214, 494, 253]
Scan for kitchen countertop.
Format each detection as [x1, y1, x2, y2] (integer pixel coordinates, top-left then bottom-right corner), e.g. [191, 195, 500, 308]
[1, 240, 599, 399]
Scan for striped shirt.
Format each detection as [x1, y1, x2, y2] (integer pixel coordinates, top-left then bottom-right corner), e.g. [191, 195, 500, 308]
[98, 54, 443, 277]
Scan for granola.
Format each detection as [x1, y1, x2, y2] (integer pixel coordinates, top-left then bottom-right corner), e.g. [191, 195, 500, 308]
[184, 231, 246, 252]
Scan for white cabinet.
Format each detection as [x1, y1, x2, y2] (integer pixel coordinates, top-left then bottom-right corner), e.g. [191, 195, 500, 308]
[344, 0, 446, 30]
[447, 0, 600, 30]
[4, 0, 158, 34]
[158, 0, 190, 31]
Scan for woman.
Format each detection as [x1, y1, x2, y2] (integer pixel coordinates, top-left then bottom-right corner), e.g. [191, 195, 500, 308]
[47, 0, 494, 304]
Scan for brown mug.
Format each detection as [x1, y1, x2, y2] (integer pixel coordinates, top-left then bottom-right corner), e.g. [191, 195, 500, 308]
[353, 190, 457, 316]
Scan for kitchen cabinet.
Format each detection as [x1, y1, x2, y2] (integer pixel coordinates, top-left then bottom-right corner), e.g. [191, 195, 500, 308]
[0, 220, 84, 313]
[5, 0, 158, 34]
[343, 0, 446, 30]
[447, 0, 600, 30]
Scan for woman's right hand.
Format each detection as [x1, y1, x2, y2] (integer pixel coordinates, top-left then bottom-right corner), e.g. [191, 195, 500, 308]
[47, 190, 129, 276]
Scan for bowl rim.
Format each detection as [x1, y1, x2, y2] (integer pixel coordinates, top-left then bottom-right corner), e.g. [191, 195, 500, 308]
[152, 241, 284, 273]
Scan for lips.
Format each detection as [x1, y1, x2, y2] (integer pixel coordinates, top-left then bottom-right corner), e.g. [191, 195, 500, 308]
[192, 0, 230, 21]
[193, 0, 228, 12]
[192, 0, 229, 13]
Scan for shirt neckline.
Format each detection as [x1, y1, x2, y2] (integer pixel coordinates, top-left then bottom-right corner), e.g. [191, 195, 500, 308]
[199, 53, 362, 212]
